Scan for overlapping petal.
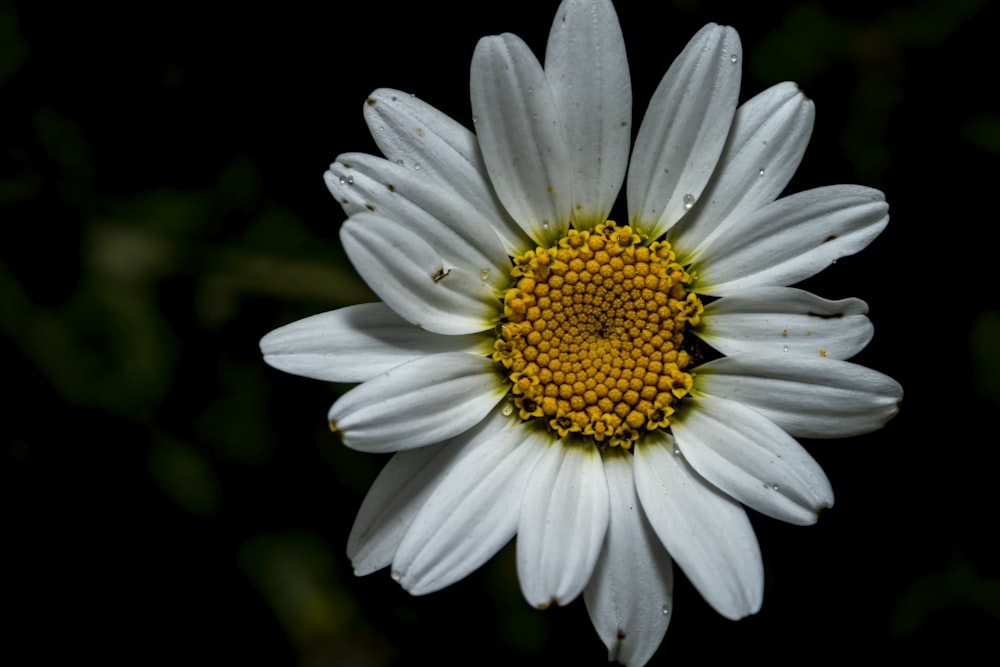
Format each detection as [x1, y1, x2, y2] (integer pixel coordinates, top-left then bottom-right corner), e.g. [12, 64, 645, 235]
[260, 303, 491, 383]
[545, 0, 631, 228]
[327, 352, 507, 452]
[668, 81, 815, 265]
[392, 419, 550, 595]
[327, 152, 510, 281]
[627, 23, 741, 240]
[695, 286, 873, 360]
[695, 354, 903, 438]
[584, 450, 673, 667]
[634, 432, 763, 620]
[471, 33, 572, 247]
[672, 396, 834, 525]
[692, 185, 890, 295]
[518, 441, 610, 608]
[361, 88, 531, 255]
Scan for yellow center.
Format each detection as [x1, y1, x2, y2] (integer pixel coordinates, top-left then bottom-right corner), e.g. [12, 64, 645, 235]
[493, 221, 703, 449]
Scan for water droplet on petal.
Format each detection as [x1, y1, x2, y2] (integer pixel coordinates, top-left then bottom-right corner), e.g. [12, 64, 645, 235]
[661, 604, 671, 616]
[730, 53, 739, 64]
[782, 345, 789, 352]
[682, 193, 696, 210]
[480, 268, 491, 281]
[338, 175, 346, 185]
[413, 162, 421, 171]
[396, 159, 405, 167]
[390, 570, 402, 582]
[758, 167, 766, 176]
[377, 125, 385, 133]
[347, 175, 354, 185]
[772, 484, 780, 491]
[501, 404, 514, 416]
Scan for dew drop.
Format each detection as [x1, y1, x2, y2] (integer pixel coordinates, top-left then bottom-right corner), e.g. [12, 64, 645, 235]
[758, 167, 766, 176]
[396, 159, 405, 167]
[338, 175, 346, 185]
[782, 345, 789, 352]
[377, 125, 385, 133]
[682, 193, 696, 210]
[527, 85, 534, 94]
[661, 604, 670, 616]
[730, 53, 738, 64]
[772, 484, 780, 491]
[501, 404, 514, 416]
[472, 115, 478, 124]
[413, 162, 421, 171]
[480, 268, 491, 281]
[346, 175, 354, 185]
[390, 570, 402, 582]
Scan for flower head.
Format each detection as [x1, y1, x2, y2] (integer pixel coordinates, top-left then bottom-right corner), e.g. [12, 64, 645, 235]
[261, 1, 902, 664]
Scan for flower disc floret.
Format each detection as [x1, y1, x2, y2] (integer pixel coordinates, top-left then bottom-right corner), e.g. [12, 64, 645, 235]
[493, 222, 703, 448]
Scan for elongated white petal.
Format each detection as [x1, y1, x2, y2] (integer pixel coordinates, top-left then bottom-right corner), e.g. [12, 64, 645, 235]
[518, 441, 610, 608]
[340, 212, 500, 335]
[696, 286, 873, 360]
[694, 186, 890, 295]
[261, 303, 491, 383]
[326, 153, 510, 281]
[362, 88, 531, 256]
[672, 396, 834, 526]
[545, 0, 631, 228]
[392, 421, 550, 595]
[347, 405, 518, 575]
[634, 432, 763, 620]
[627, 24, 741, 239]
[584, 449, 673, 667]
[695, 354, 903, 438]
[327, 352, 507, 452]
[670, 82, 814, 264]
[471, 33, 571, 247]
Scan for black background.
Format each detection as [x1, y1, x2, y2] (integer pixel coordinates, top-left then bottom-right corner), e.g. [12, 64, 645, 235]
[5, 0, 999, 664]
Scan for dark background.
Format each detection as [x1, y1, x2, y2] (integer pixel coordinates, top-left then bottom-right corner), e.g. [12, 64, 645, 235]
[5, 0, 998, 663]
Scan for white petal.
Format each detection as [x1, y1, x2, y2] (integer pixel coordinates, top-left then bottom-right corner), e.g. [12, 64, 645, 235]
[326, 153, 511, 279]
[672, 396, 834, 526]
[634, 431, 763, 620]
[327, 352, 507, 453]
[669, 82, 814, 264]
[545, 0, 631, 228]
[261, 303, 490, 383]
[518, 440, 609, 608]
[392, 420, 549, 595]
[471, 33, 571, 247]
[627, 24, 741, 239]
[348, 405, 518, 576]
[584, 449, 673, 667]
[693, 186, 890, 295]
[362, 88, 531, 256]
[695, 354, 903, 439]
[696, 286, 873, 360]
[340, 212, 500, 335]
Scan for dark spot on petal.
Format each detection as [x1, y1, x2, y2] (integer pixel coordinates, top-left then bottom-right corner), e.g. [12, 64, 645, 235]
[365, 204, 375, 211]
[617, 629, 627, 640]
[366, 97, 376, 105]
[808, 311, 845, 319]
[823, 234, 838, 243]
[387, 183, 396, 192]
[432, 267, 452, 283]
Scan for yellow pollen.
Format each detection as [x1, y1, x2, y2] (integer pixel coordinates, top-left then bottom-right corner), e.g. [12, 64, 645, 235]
[493, 222, 702, 449]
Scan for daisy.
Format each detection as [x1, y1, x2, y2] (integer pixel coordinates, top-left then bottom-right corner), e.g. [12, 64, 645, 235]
[260, 0, 902, 664]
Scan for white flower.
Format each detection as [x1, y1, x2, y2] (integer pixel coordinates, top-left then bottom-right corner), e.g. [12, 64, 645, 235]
[260, 1, 902, 664]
